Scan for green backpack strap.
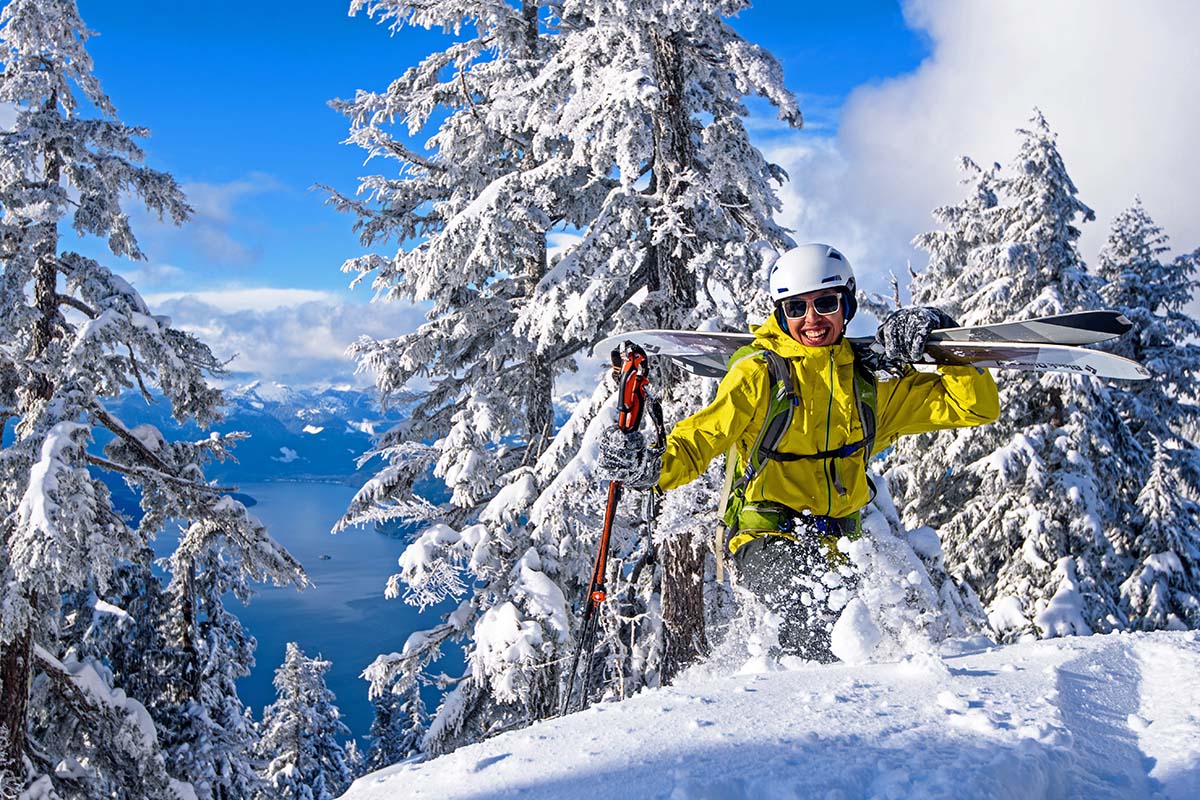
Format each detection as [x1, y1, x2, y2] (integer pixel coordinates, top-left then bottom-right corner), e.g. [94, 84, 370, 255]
[849, 341, 879, 503]
[713, 343, 879, 566]
[716, 346, 791, 572]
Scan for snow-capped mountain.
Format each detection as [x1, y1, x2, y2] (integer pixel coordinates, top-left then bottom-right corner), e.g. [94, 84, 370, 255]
[104, 381, 410, 484]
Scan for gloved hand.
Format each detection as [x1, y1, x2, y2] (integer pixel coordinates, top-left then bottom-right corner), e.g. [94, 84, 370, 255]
[595, 426, 663, 490]
[875, 306, 958, 362]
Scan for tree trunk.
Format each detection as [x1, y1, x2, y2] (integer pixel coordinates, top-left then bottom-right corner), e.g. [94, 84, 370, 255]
[0, 116, 62, 784]
[659, 533, 708, 677]
[525, 235, 554, 461]
[0, 626, 33, 790]
[649, 29, 707, 682]
[521, 0, 539, 60]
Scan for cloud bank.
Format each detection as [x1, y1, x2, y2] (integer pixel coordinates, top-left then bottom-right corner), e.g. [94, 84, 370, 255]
[149, 292, 428, 388]
[770, 0, 1200, 308]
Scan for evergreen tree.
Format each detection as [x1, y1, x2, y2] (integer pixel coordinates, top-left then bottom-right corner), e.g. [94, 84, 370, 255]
[334, 0, 798, 755]
[343, 738, 365, 781]
[1094, 200, 1200, 628]
[364, 680, 425, 772]
[907, 157, 1001, 319]
[885, 111, 1140, 641]
[155, 539, 271, 800]
[257, 643, 353, 800]
[0, 1, 306, 793]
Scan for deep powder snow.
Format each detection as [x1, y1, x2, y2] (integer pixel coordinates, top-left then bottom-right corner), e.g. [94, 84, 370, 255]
[341, 631, 1200, 800]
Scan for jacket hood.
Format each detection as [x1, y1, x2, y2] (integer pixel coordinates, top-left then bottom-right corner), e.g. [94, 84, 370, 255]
[748, 313, 856, 366]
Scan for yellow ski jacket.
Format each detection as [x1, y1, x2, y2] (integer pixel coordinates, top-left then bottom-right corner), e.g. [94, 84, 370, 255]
[658, 315, 1000, 523]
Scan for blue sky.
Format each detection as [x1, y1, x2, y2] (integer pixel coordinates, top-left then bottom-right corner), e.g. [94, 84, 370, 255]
[76, 0, 924, 295]
[63, 1, 1200, 386]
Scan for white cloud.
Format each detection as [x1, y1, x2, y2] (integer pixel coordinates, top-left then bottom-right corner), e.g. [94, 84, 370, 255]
[145, 287, 337, 313]
[547, 231, 583, 261]
[182, 172, 284, 225]
[771, 0, 1200, 308]
[148, 291, 428, 387]
[124, 262, 185, 287]
[126, 172, 285, 270]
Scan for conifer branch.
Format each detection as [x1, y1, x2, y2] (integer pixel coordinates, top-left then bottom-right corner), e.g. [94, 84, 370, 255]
[84, 452, 235, 495]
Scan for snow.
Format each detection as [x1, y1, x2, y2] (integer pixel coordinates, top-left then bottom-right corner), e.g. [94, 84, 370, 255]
[1144, 551, 1184, 575]
[169, 780, 199, 800]
[15, 422, 85, 544]
[341, 631, 1200, 800]
[1133, 638, 1200, 798]
[830, 597, 882, 664]
[1035, 558, 1093, 638]
[303, 424, 325, 435]
[92, 599, 132, 624]
[988, 595, 1032, 634]
[34, 646, 158, 752]
[473, 603, 545, 703]
[129, 423, 166, 453]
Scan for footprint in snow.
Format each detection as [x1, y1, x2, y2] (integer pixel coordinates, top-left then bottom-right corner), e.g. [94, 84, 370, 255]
[472, 753, 510, 772]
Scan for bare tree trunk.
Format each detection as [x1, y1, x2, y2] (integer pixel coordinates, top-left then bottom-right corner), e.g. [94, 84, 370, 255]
[522, 0, 539, 59]
[0, 626, 33, 792]
[649, 29, 708, 682]
[525, 235, 555, 462]
[659, 533, 708, 676]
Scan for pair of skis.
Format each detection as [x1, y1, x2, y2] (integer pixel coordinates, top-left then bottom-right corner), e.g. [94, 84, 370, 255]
[592, 310, 1150, 381]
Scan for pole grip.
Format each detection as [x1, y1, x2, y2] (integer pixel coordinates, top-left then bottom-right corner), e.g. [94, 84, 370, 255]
[614, 343, 649, 433]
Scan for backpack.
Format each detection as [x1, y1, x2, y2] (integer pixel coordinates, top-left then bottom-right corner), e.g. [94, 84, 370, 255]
[714, 343, 878, 579]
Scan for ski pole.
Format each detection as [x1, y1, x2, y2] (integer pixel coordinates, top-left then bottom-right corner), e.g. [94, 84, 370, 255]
[559, 342, 651, 716]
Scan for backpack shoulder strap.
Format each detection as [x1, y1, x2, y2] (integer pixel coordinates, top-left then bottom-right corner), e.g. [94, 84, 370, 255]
[745, 349, 797, 481]
[849, 341, 878, 460]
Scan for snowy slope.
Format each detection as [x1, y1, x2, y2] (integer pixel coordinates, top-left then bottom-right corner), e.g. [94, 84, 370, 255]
[342, 631, 1200, 800]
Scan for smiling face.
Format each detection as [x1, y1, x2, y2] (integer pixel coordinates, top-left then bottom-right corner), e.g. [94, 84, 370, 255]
[780, 288, 846, 347]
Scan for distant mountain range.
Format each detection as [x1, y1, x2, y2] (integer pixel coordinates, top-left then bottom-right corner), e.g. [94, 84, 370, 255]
[104, 381, 410, 486]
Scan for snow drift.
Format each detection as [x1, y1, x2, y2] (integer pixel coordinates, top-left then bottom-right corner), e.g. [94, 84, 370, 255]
[342, 631, 1200, 800]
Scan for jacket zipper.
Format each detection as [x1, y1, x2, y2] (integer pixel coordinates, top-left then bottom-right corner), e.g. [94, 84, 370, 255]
[824, 352, 834, 515]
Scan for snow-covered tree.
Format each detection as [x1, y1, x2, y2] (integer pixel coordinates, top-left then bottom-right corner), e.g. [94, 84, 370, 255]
[154, 537, 272, 800]
[885, 111, 1141, 641]
[0, 1, 305, 792]
[907, 157, 1001, 319]
[1095, 199, 1200, 466]
[257, 643, 354, 800]
[1094, 200, 1200, 628]
[333, 0, 798, 756]
[364, 680, 425, 772]
[326, 0, 557, 528]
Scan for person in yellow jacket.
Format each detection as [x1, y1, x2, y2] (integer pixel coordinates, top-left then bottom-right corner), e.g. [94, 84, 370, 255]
[597, 243, 1000, 661]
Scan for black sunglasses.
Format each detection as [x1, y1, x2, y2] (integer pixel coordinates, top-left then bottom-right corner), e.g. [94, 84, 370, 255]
[781, 294, 841, 319]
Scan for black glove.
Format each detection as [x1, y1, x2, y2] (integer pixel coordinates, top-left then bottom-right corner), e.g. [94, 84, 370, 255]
[596, 426, 663, 490]
[876, 307, 958, 362]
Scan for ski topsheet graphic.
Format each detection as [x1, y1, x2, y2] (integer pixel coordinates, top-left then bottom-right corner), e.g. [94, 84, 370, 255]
[592, 312, 1150, 381]
[930, 310, 1132, 345]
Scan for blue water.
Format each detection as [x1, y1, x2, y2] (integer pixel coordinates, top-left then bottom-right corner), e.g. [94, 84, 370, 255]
[205, 482, 458, 746]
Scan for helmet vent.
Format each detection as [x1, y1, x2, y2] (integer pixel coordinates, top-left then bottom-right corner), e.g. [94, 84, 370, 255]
[821, 274, 842, 283]
[827, 251, 844, 261]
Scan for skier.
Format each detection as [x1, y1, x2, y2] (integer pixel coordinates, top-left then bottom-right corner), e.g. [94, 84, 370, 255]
[596, 243, 1001, 661]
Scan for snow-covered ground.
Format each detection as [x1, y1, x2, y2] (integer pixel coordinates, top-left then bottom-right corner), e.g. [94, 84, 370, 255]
[342, 631, 1200, 800]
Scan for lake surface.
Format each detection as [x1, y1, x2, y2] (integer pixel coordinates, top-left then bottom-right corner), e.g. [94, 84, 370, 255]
[216, 482, 458, 745]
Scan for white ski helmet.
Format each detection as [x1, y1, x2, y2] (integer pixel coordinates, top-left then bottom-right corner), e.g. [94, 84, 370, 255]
[767, 243, 857, 321]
